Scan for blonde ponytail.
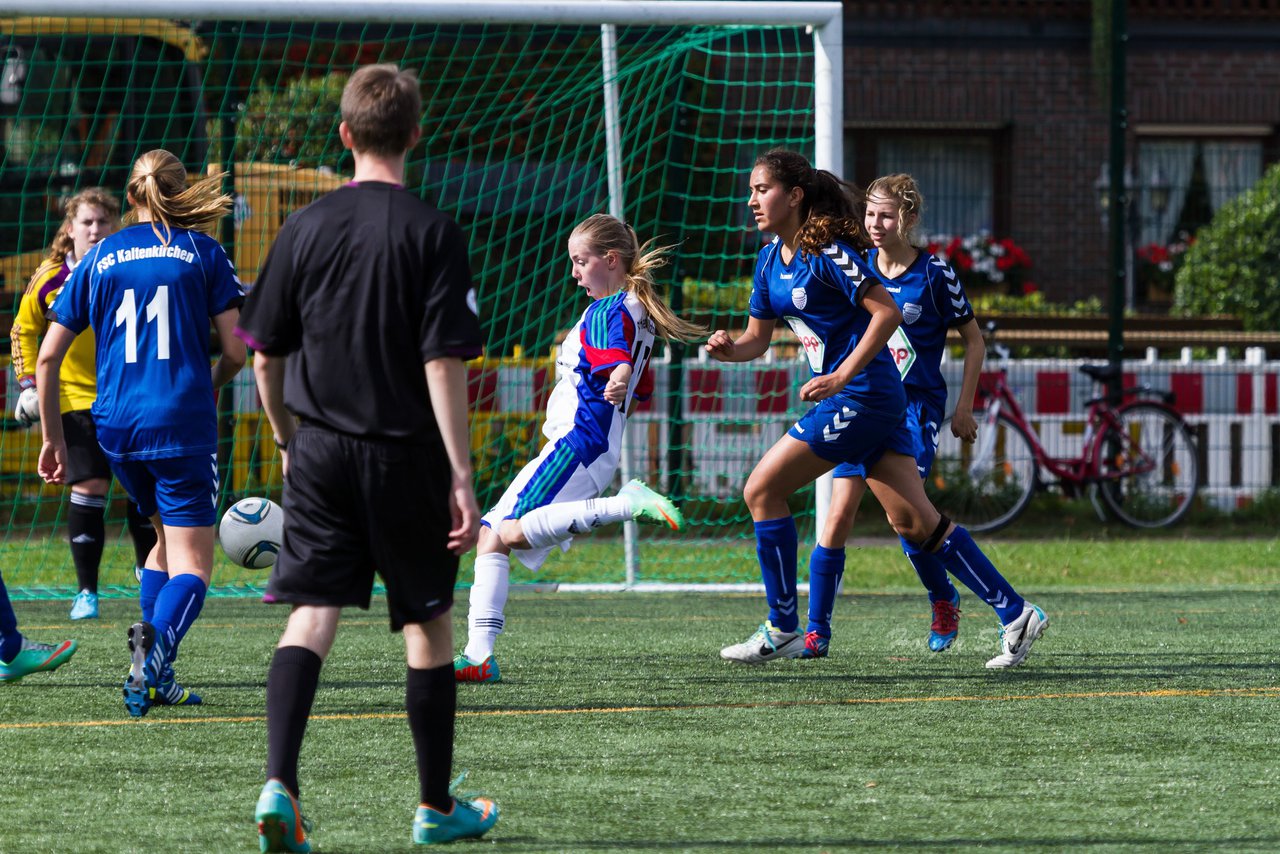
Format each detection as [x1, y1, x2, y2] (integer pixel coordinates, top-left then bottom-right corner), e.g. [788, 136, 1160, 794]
[125, 149, 232, 245]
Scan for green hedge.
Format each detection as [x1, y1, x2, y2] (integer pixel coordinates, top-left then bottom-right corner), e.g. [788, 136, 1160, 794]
[1174, 161, 1280, 332]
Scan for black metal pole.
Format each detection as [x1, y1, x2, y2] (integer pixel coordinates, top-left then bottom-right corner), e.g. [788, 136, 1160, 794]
[1106, 0, 1128, 398]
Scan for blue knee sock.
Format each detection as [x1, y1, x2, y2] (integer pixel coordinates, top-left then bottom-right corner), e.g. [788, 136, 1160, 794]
[754, 517, 799, 633]
[0, 574, 22, 662]
[901, 534, 957, 603]
[805, 545, 845, 637]
[934, 526, 1023, 624]
[139, 568, 168, 622]
[151, 574, 208, 658]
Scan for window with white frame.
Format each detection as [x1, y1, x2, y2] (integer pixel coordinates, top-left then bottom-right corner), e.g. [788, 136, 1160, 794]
[1135, 135, 1265, 246]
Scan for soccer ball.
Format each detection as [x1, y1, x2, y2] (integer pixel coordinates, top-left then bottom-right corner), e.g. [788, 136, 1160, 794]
[218, 497, 283, 569]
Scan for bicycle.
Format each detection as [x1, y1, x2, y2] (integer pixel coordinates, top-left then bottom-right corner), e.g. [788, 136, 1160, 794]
[927, 321, 1200, 532]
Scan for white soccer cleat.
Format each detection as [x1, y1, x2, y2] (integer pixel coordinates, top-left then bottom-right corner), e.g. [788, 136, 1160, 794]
[985, 602, 1048, 669]
[720, 621, 805, 664]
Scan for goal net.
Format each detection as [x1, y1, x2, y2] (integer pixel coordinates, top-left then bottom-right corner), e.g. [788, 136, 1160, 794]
[0, 5, 839, 589]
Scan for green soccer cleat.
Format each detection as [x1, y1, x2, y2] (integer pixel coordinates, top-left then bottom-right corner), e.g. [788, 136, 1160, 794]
[617, 479, 684, 531]
[413, 797, 498, 845]
[0, 637, 78, 683]
[453, 653, 501, 683]
[256, 779, 312, 853]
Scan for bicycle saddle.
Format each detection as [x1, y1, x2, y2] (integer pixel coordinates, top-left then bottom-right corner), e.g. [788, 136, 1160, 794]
[1078, 363, 1120, 383]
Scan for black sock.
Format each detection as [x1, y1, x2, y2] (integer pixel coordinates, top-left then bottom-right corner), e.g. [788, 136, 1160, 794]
[68, 494, 106, 593]
[407, 663, 456, 810]
[266, 646, 324, 797]
[126, 502, 158, 569]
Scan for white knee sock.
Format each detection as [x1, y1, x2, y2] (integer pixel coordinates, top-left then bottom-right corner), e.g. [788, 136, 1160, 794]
[519, 496, 631, 548]
[464, 552, 511, 661]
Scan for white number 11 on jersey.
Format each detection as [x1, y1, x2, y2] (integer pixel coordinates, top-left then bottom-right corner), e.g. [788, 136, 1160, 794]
[115, 286, 170, 363]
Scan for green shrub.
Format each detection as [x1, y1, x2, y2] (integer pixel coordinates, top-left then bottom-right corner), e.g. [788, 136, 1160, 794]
[1174, 161, 1280, 331]
[235, 73, 349, 169]
[681, 277, 752, 313]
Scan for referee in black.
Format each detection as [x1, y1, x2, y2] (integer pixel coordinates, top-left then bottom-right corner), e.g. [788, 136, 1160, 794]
[237, 64, 498, 851]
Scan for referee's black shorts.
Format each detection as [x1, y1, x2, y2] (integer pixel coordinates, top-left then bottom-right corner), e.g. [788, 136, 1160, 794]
[264, 422, 459, 630]
[61, 409, 113, 486]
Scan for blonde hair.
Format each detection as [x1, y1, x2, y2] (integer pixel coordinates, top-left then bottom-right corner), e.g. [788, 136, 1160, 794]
[569, 214, 707, 343]
[46, 187, 120, 264]
[125, 149, 232, 245]
[866, 173, 926, 247]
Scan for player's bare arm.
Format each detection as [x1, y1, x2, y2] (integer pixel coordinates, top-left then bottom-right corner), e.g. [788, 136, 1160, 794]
[603, 363, 632, 405]
[950, 317, 984, 443]
[34, 322, 77, 483]
[425, 357, 480, 555]
[705, 315, 775, 362]
[211, 307, 248, 390]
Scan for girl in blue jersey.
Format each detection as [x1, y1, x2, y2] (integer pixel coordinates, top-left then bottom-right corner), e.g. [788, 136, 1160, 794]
[806, 173, 997, 658]
[712, 150, 1046, 669]
[455, 214, 703, 683]
[36, 149, 246, 715]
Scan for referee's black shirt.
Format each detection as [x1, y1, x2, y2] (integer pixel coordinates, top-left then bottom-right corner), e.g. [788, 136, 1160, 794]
[236, 181, 483, 445]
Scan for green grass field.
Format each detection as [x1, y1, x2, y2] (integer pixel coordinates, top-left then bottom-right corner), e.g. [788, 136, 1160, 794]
[2, 543, 1279, 852]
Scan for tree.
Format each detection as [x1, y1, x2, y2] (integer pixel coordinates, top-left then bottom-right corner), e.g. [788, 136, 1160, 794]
[1174, 162, 1280, 331]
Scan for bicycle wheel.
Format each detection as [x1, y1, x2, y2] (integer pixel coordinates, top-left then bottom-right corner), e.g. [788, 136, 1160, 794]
[927, 412, 1038, 533]
[1096, 402, 1199, 527]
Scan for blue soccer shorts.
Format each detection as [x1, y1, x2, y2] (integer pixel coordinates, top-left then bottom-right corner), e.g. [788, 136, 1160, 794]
[788, 396, 916, 468]
[832, 395, 939, 480]
[110, 453, 219, 527]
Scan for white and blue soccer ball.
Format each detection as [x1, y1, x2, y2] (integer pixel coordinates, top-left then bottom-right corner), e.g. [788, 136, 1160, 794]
[218, 497, 283, 569]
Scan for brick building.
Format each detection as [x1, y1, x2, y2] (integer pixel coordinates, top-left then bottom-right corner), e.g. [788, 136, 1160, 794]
[840, 0, 1280, 305]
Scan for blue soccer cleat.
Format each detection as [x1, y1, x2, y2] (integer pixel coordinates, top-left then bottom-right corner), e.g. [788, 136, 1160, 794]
[69, 589, 99, 620]
[154, 663, 202, 706]
[256, 779, 312, 853]
[413, 797, 498, 844]
[799, 630, 829, 659]
[928, 590, 962, 652]
[123, 621, 167, 718]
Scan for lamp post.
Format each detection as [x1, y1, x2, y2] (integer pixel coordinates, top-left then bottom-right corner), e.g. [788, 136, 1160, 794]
[1094, 162, 1135, 310]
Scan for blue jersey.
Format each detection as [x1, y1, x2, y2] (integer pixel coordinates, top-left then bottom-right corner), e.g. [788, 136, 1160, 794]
[51, 224, 244, 461]
[749, 237, 904, 417]
[545, 290, 656, 463]
[867, 248, 973, 413]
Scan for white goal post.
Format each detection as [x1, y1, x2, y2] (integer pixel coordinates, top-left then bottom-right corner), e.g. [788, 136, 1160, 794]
[0, 1, 844, 589]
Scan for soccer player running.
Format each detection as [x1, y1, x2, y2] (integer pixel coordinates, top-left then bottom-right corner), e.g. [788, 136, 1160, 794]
[10, 188, 158, 621]
[0, 570, 77, 683]
[455, 214, 702, 684]
[710, 149, 1046, 669]
[36, 150, 246, 715]
[804, 174, 988, 657]
[237, 64, 497, 850]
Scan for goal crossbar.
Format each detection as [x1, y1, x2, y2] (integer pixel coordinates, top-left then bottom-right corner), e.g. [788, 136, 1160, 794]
[0, 1, 840, 26]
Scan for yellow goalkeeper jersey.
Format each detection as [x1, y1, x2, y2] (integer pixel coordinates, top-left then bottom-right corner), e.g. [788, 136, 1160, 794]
[10, 256, 98, 414]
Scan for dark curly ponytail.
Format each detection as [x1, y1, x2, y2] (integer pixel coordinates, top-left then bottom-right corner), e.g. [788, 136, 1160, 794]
[754, 148, 867, 255]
